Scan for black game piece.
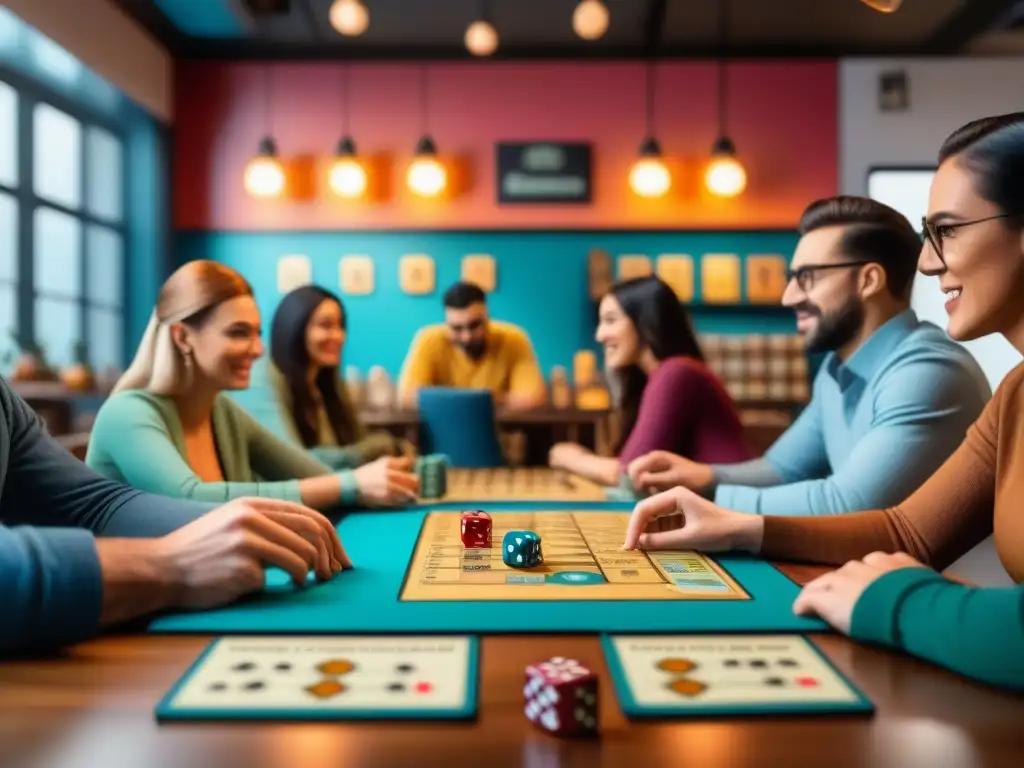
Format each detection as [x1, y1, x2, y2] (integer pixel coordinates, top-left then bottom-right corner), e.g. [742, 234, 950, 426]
[232, 662, 256, 672]
[387, 682, 405, 692]
[274, 662, 292, 672]
[395, 663, 415, 673]
[764, 677, 786, 686]
[777, 658, 799, 667]
[723, 659, 740, 667]
[749, 659, 768, 668]
[243, 680, 266, 691]
[208, 682, 227, 692]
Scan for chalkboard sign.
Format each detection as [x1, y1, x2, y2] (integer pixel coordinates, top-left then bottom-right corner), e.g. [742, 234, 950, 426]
[496, 142, 592, 204]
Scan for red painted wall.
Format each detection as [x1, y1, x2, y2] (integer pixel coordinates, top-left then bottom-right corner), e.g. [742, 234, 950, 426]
[174, 60, 837, 231]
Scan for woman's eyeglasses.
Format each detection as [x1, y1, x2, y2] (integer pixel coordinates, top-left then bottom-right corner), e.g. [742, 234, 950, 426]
[921, 213, 1010, 263]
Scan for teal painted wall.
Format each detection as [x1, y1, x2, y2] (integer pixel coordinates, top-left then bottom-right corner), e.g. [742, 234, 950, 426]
[175, 230, 800, 382]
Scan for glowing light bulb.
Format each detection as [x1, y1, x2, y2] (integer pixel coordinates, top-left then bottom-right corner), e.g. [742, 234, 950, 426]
[705, 155, 747, 198]
[244, 138, 285, 198]
[407, 156, 447, 197]
[328, 158, 367, 198]
[329, 0, 369, 36]
[860, 0, 903, 12]
[465, 20, 498, 56]
[573, 0, 609, 40]
[629, 139, 671, 198]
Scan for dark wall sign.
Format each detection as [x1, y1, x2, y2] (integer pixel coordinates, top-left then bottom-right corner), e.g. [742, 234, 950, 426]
[496, 142, 592, 204]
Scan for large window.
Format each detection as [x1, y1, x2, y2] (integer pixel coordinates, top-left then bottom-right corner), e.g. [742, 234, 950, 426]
[0, 68, 125, 374]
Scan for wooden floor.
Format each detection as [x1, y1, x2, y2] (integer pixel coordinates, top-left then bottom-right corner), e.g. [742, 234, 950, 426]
[0, 565, 1021, 768]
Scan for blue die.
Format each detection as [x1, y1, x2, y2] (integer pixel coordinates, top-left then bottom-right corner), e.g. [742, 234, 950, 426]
[502, 530, 543, 568]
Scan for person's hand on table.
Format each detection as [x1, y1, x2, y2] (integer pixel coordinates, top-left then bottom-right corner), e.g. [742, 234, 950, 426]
[353, 456, 420, 506]
[152, 497, 350, 608]
[626, 450, 714, 495]
[549, 442, 587, 470]
[792, 552, 929, 634]
[622, 486, 763, 553]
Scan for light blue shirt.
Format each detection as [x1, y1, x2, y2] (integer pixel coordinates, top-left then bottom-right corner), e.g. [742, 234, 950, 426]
[715, 310, 991, 516]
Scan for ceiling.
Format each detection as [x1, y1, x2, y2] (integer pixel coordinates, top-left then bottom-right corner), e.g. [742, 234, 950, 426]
[114, 0, 1024, 59]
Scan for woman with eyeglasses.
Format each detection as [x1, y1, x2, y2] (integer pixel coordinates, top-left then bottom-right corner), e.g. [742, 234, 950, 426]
[621, 113, 1024, 692]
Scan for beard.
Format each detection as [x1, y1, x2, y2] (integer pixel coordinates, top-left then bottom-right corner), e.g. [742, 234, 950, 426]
[800, 295, 864, 354]
[458, 338, 487, 360]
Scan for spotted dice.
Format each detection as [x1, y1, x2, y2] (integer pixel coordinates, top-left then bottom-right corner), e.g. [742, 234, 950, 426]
[460, 509, 492, 548]
[502, 530, 543, 568]
[523, 656, 598, 736]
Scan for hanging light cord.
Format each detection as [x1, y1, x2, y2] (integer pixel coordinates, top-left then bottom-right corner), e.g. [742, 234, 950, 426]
[341, 63, 350, 137]
[263, 63, 273, 138]
[645, 59, 655, 140]
[419, 63, 429, 137]
[716, 0, 728, 138]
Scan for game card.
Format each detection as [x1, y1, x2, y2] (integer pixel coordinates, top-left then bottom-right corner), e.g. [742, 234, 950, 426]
[602, 634, 873, 718]
[156, 635, 478, 722]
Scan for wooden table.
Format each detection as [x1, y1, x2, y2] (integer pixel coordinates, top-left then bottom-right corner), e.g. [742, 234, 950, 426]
[1, 564, 1020, 768]
[361, 405, 615, 457]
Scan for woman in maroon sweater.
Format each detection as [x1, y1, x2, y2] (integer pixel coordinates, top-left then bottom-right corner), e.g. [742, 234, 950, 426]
[549, 276, 751, 487]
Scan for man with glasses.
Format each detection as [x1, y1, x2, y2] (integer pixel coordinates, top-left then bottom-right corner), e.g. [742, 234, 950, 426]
[626, 195, 991, 516]
[398, 281, 546, 411]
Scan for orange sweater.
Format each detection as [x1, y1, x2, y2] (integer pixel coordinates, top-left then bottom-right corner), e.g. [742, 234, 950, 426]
[762, 361, 1024, 580]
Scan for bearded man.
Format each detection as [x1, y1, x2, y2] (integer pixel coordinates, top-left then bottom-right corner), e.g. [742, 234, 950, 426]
[626, 196, 991, 516]
[398, 281, 546, 411]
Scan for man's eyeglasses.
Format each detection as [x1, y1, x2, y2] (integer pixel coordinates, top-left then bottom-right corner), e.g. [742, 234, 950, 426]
[785, 261, 872, 292]
[921, 213, 1010, 263]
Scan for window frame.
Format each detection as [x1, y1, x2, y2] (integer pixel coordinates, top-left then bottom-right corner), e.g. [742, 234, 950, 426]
[0, 60, 128, 370]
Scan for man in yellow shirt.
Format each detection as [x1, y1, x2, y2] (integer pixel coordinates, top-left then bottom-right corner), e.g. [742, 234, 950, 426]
[397, 282, 546, 411]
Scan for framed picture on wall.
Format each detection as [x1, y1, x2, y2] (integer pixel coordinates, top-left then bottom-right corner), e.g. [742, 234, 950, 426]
[496, 142, 592, 204]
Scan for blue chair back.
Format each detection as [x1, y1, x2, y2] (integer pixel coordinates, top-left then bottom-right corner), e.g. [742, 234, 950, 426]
[416, 388, 504, 468]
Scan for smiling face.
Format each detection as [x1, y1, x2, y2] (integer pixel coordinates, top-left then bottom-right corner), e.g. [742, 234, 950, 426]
[305, 298, 346, 369]
[173, 295, 264, 391]
[781, 226, 868, 353]
[595, 294, 642, 368]
[920, 157, 1024, 342]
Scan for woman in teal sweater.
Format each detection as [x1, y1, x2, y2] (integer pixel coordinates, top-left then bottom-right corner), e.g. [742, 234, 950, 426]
[86, 260, 419, 509]
[267, 285, 411, 470]
[621, 113, 1024, 692]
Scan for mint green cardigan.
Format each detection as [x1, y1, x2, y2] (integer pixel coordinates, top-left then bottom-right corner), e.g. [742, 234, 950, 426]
[85, 390, 359, 505]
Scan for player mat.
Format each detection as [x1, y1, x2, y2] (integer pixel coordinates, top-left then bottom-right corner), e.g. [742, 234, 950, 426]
[400, 511, 750, 601]
[442, 467, 607, 501]
[156, 635, 479, 722]
[147, 502, 828, 635]
[602, 634, 874, 718]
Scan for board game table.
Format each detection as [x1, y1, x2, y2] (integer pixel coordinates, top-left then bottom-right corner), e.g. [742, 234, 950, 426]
[1, 562, 1021, 768]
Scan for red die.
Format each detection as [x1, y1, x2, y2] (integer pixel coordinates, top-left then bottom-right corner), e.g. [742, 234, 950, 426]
[523, 656, 598, 736]
[460, 509, 492, 548]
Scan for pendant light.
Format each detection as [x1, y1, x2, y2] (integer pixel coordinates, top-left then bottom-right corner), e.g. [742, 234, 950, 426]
[244, 64, 285, 198]
[327, 64, 367, 198]
[629, 60, 670, 198]
[573, 0, 609, 40]
[329, 0, 370, 36]
[860, 0, 903, 12]
[704, 0, 746, 198]
[465, 0, 498, 56]
[406, 64, 447, 197]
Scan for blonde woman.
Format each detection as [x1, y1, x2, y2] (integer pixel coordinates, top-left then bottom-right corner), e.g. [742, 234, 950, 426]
[86, 260, 419, 509]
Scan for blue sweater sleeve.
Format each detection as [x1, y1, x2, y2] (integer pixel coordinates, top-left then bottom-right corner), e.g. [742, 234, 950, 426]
[0, 377, 212, 656]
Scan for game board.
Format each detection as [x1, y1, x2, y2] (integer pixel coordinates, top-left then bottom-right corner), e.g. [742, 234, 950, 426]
[400, 511, 748, 601]
[156, 635, 478, 722]
[147, 501, 827, 635]
[442, 467, 607, 501]
[602, 634, 873, 718]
